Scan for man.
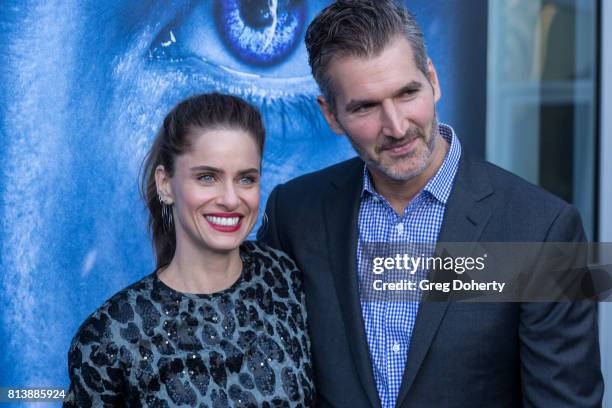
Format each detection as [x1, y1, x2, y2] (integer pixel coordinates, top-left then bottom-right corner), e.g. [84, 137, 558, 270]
[258, 0, 603, 407]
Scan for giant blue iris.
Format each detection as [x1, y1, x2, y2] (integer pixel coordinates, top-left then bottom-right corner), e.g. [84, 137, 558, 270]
[215, 0, 307, 67]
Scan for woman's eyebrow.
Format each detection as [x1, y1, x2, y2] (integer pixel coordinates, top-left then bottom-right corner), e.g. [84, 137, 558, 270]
[190, 165, 222, 173]
[190, 166, 260, 175]
[238, 168, 260, 175]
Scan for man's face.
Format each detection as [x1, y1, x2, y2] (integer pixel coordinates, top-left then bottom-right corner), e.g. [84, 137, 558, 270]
[318, 36, 442, 183]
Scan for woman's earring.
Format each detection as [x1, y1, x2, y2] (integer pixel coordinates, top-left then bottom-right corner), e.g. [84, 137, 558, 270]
[257, 211, 269, 239]
[158, 193, 173, 232]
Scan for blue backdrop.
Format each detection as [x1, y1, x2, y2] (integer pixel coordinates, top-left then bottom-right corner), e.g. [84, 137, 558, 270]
[0, 0, 487, 401]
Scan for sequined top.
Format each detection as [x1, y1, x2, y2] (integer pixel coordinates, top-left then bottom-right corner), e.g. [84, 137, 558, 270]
[63, 241, 314, 407]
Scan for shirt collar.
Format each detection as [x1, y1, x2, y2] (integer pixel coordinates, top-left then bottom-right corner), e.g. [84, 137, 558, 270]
[361, 123, 462, 205]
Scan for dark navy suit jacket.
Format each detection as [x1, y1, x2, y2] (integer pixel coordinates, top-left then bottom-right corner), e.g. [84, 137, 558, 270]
[258, 155, 603, 407]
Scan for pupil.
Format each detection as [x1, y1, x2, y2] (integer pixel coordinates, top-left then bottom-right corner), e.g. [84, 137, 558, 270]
[239, 0, 274, 29]
[216, 0, 306, 67]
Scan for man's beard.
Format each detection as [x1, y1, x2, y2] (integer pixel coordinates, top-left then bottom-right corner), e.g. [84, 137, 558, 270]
[349, 114, 439, 182]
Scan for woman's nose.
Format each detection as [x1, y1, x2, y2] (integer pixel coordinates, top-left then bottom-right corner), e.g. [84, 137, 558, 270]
[217, 183, 240, 209]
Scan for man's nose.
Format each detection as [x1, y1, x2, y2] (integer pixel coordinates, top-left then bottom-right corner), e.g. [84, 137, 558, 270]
[380, 99, 406, 138]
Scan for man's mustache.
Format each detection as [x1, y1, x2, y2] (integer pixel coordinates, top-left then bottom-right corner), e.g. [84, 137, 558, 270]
[377, 126, 426, 152]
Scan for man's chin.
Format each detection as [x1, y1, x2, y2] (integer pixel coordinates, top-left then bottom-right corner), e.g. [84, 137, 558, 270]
[376, 157, 430, 182]
[367, 162, 420, 183]
[384, 170, 421, 183]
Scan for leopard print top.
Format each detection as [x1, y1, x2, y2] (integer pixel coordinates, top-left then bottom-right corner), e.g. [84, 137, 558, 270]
[64, 241, 314, 407]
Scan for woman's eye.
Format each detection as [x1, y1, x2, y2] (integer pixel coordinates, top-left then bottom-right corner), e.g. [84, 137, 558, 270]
[198, 174, 215, 183]
[239, 176, 257, 185]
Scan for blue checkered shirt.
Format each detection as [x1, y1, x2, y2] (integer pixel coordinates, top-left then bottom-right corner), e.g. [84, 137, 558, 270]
[357, 124, 461, 408]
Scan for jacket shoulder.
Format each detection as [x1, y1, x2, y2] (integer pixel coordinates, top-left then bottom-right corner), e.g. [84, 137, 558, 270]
[276, 156, 361, 196]
[468, 159, 583, 240]
[478, 159, 567, 208]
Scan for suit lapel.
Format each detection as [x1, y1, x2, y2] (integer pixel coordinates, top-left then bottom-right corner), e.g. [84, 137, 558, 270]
[323, 158, 382, 408]
[395, 156, 495, 406]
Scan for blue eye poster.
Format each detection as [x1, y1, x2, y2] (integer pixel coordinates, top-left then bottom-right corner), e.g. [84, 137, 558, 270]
[0, 0, 486, 397]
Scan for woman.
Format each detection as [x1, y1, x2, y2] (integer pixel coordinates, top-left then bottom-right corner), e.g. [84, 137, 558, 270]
[64, 93, 314, 407]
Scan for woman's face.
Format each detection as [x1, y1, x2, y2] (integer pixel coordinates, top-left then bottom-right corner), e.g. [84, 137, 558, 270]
[161, 128, 261, 256]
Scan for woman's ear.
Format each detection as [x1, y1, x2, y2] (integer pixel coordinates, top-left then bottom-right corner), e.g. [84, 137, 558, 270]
[155, 165, 174, 204]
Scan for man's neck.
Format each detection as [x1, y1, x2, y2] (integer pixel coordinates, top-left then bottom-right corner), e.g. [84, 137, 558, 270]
[369, 135, 450, 215]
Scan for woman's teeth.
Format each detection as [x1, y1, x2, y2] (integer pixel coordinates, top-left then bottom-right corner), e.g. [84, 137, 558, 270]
[206, 216, 240, 226]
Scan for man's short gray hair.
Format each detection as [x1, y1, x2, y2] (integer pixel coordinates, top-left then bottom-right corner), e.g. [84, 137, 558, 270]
[305, 0, 429, 113]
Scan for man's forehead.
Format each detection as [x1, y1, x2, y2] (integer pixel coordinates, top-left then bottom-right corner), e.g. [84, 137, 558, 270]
[329, 35, 415, 69]
[327, 40, 423, 103]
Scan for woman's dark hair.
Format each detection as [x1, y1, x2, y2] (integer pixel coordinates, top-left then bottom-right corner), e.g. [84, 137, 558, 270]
[140, 93, 265, 268]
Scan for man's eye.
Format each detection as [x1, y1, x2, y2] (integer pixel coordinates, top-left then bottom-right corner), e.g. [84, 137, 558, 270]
[353, 105, 375, 114]
[400, 90, 417, 98]
[148, 0, 328, 99]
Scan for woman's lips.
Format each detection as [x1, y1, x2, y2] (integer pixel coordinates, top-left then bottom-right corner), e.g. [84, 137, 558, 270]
[205, 213, 242, 232]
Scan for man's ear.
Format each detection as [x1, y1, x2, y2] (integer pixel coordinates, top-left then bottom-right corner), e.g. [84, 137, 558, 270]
[155, 165, 174, 204]
[316, 96, 345, 135]
[427, 58, 442, 103]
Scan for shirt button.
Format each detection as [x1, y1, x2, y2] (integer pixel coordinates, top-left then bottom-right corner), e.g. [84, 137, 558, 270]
[396, 223, 404, 235]
[392, 343, 400, 353]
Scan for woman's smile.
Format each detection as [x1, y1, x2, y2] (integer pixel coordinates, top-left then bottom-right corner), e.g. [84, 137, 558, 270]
[205, 212, 243, 232]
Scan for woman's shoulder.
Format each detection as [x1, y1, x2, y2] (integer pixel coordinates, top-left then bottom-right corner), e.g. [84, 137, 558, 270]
[65, 275, 158, 406]
[69, 273, 157, 349]
[243, 241, 305, 302]
[243, 240, 299, 271]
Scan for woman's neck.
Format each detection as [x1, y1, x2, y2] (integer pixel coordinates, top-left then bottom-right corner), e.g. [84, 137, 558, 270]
[157, 243, 243, 295]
